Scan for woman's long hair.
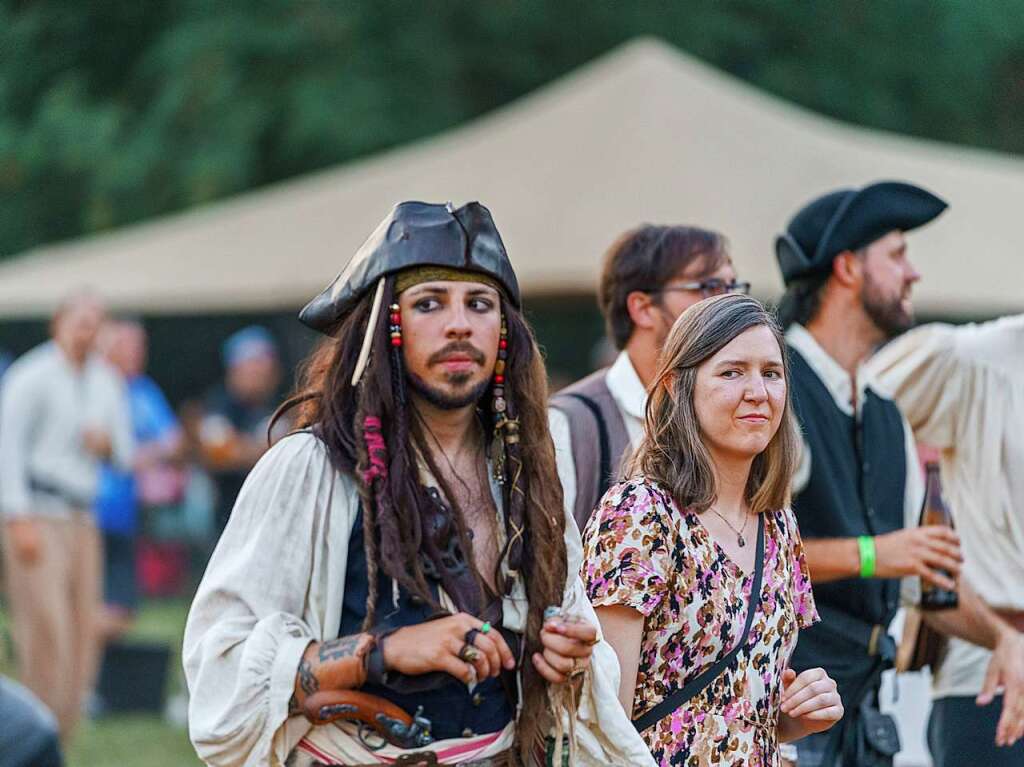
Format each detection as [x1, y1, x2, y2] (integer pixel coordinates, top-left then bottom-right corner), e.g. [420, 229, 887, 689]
[626, 293, 800, 515]
[273, 275, 567, 756]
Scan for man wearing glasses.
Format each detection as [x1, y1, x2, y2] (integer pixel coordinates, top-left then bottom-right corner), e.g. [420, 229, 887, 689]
[549, 224, 748, 531]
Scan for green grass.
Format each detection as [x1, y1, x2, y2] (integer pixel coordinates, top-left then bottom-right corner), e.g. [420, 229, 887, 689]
[69, 715, 200, 767]
[3, 598, 202, 767]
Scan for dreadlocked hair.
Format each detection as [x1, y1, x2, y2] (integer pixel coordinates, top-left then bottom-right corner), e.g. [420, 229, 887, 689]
[496, 298, 570, 759]
[273, 278, 569, 758]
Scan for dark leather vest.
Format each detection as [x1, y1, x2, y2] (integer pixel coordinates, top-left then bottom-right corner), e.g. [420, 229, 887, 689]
[549, 368, 632, 532]
[338, 508, 514, 741]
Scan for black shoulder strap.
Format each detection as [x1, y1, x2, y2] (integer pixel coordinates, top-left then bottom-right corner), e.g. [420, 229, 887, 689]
[564, 392, 612, 505]
[632, 512, 766, 733]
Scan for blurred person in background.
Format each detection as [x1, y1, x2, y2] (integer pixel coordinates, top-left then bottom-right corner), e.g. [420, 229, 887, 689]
[0, 675, 63, 767]
[199, 325, 285, 533]
[0, 291, 133, 740]
[869, 314, 1024, 765]
[549, 224, 749, 532]
[0, 349, 13, 381]
[775, 181, 1024, 765]
[94, 319, 184, 642]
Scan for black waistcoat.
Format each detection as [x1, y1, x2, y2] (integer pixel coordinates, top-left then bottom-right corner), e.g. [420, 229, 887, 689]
[338, 508, 514, 741]
[787, 346, 906, 692]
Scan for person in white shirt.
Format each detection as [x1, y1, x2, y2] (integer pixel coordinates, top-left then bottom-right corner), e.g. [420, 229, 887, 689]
[774, 181, 1024, 765]
[548, 225, 748, 531]
[870, 315, 1024, 765]
[0, 292, 133, 739]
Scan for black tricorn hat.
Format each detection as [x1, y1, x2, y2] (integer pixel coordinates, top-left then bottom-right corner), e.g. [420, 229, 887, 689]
[775, 181, 948, 285]
[300, 201, 521, 333]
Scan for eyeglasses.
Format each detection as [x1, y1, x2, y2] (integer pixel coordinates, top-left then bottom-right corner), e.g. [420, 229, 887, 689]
[648, 279, 752, 299]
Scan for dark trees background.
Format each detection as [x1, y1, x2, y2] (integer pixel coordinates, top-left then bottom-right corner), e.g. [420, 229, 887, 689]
[3, 0, 1023, 258]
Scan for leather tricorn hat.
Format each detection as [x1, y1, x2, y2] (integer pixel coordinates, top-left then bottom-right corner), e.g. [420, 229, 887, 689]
[300, 200, 521, 333]
[775, 181, 948, 285]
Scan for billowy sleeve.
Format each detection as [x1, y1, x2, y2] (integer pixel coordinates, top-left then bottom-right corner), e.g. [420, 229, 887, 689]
[872, 318, 1024, 448]
[183, 432, 358, 767]
[870, 323, 967, 449]
[555, 575, 657, 766]
[550, 483, 656, 767]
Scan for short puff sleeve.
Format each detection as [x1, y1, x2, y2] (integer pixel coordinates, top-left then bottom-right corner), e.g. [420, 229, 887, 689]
[582, 479, 675, 618]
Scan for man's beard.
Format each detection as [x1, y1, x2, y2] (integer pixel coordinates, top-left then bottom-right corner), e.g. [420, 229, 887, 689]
[862, 273, 913, 339]
[407, 371, 490, 410]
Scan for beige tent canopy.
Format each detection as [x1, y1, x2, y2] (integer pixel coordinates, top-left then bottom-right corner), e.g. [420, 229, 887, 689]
[2, 37, 1022, 318]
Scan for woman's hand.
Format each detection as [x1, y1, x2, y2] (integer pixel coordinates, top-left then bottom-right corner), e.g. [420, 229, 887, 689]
[383, 612, 516, 684]
[778, 667, 843, 741]
[532, 613, 598, 684]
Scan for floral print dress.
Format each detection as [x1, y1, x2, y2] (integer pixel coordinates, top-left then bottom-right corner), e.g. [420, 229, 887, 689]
[582, 478, 818, 767]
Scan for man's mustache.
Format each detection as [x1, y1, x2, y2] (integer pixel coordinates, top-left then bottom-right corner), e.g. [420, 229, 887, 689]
[427, 342, 486, 366]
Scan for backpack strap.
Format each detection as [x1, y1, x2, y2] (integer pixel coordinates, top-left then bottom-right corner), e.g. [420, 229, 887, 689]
[632, 512, 766, 733]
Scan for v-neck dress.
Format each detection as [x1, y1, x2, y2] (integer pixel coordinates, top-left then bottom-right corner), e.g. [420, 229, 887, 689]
[582, 477, 818, 766]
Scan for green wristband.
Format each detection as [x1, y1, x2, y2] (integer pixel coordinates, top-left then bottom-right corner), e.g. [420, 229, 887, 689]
[858, 535, 877, 579]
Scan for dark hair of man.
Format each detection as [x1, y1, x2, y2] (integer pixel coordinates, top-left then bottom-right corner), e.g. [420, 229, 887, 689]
[776, 272, 829, 328]
[273, 275, 567, 753]
[598, 224, 729, 350]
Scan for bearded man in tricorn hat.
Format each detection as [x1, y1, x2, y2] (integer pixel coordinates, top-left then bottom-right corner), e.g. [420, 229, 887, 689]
[183, 201, 654, 767]
[775, 181, 1024, 766]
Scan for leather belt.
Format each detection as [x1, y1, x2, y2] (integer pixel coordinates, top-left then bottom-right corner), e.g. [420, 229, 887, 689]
[314, 750, 514, 766]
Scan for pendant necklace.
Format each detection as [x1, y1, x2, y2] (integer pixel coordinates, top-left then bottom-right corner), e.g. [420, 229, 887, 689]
[709, 506, 751, 547]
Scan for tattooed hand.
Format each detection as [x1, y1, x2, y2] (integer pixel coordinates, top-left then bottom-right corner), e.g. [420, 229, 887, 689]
[290, 634, 375, 714]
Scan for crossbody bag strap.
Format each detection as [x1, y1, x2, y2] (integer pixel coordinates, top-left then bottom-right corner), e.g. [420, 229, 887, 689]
[632, 512, 766, 733]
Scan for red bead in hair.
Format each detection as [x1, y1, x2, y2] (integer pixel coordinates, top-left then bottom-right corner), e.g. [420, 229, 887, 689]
[391, 337, 402, 347]
[494, 374, 504, 384]
[499, 339, 507, 350]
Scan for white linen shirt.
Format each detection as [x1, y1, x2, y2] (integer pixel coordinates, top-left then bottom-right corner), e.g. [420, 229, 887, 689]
[869, 316, 1024, 698]
[182, 431, 655, 767]
[0, 341, 133, 518]
[548, 351, 647, 523]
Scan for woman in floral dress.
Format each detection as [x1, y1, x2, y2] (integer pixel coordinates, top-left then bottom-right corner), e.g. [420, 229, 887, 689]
[582, 294, 842, 766]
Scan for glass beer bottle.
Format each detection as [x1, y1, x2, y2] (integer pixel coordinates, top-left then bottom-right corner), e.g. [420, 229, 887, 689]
[919, 461, 959, 610]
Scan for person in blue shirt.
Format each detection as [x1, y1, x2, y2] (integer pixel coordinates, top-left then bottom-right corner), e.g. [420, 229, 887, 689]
[199, 325, 285, 533]
[94, 320, 183, 639]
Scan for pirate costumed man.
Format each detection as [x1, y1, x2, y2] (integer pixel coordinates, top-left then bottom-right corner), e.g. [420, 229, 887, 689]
[183, 201, 654, 767]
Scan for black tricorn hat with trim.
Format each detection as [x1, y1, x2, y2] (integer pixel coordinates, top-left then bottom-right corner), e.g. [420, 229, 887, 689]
[300, 200, 521, 333]
[775, 181, 948, 285]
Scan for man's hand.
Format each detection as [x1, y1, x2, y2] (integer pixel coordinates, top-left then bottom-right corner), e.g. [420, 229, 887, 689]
[978, 628, 1024, 747]
[82, 428, 113, 459]
[874, 525, 962, 590]
[5, 518, 42, 565]
[778, 667, 843, 742]
[532, 613, 597, 685]
[383, 612, 516, 684]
